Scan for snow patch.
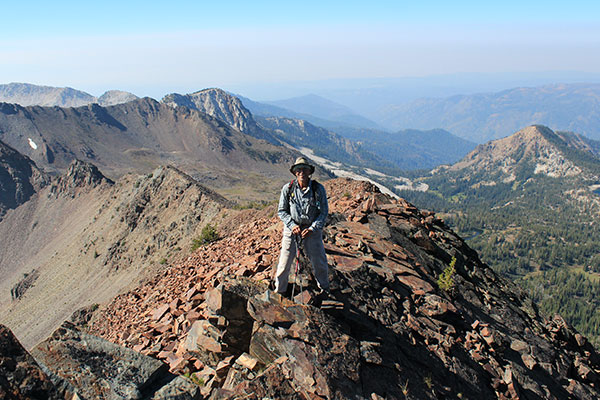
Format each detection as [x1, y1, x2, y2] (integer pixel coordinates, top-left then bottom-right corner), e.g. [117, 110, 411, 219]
[395, 182, 429, 192]
[28, 138, 38, 150]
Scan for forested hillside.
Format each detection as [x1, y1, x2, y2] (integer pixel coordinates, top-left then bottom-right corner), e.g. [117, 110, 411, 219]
[398, 126, 600, 345]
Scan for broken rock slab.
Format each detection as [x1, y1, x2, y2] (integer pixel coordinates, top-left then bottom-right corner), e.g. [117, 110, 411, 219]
[30, 321, 170, 400]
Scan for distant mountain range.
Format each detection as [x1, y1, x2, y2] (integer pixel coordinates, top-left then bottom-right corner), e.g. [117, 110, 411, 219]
[228, 71, 600, 118]
[8, 81, 600, 174]
[379, 83, 600, 143]
[265, 93, 380, 129]
[0, 83, 137, 107]
[237, 93, 373, 132]
[399, 125, 600, 345]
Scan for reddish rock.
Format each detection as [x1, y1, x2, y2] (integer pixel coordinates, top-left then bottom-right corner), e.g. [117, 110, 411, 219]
[83, 178, 600, 400]
[235, 352, 259, 371]
[151, 304, 170, 321]
[183, 320, 223, 355]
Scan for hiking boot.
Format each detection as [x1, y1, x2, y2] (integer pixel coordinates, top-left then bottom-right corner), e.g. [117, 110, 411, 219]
[310, 288, 330, 307]
[276, 286, 294, 299]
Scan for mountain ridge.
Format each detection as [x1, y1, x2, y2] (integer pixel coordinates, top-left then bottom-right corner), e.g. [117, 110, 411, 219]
[0, 82, 138, 107]
[380, 83, 600, 143]
[0, 97, 305, 202]
[449, 125, 600, 179]
[0, 160, 234, 349]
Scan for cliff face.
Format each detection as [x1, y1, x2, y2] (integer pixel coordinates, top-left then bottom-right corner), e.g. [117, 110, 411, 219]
[162, 88, 282, 145]
[162, 88, 261, 136]
[81, 178, 600, 399]
[0, 140, 48, 220]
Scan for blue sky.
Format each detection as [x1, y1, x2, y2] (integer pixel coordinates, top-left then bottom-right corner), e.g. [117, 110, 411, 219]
[1, 1, 599, 99]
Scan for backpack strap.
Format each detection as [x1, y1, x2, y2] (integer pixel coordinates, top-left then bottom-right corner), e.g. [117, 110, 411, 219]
[311, 180, 321, 211]
[286, 179, 296, 205]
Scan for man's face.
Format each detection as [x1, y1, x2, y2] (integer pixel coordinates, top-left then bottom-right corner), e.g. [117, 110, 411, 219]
[294, 167, 311, 184]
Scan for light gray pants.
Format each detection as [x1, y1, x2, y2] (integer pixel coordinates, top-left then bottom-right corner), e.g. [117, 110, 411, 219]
[275, 227, 329, 293]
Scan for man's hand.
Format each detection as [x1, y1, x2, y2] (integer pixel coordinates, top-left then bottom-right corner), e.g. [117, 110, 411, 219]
[292, 226, 301, 236]
[301, 228, 313, 239]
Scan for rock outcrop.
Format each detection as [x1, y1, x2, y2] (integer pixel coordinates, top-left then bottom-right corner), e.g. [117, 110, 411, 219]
[1, 322, 202, 400]
[86, 178, 600, 399]
[0, 324, 61, 399]
[162, 88, 263, 137]
[10, 269, 40, 300]
[31, 322, 199, 400]
[49, 159, 114, 197]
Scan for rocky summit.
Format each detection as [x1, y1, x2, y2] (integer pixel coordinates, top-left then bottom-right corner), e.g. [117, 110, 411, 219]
[69, 178, 598, 399]
[161, 88, 281, 144]
[2, 177, 599, 399]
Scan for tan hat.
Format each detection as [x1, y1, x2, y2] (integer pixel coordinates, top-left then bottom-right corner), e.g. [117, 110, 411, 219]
[289, 157, 315, 174]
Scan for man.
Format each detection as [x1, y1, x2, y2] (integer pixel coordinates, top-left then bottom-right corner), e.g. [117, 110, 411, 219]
[275, 157, 329, 297]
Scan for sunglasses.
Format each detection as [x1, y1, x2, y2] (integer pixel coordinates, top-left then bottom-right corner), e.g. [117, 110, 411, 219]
[294, 167, 311, 174]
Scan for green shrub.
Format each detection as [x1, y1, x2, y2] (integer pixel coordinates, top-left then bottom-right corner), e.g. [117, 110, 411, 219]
[191, 223, 219, 250]
[437, 256, 457, 292]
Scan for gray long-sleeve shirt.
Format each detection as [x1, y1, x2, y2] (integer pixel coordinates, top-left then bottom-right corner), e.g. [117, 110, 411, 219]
[277, 179, 328, 232]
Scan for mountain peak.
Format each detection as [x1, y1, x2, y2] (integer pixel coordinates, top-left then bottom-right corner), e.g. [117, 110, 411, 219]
[162, 88, 260, 135]
[0, 82, 96, 107]
[97, 90, 138, 106]
[451, 125, 599, 179]
[50, 160, 113, 196]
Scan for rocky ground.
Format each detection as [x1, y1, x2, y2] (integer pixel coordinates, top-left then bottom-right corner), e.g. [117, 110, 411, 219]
[83, 178, 600, 399]
[2, 177, 599, 399]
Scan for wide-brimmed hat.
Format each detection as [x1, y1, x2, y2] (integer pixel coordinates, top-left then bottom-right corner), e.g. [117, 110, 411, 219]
[289, 157, 315, 174]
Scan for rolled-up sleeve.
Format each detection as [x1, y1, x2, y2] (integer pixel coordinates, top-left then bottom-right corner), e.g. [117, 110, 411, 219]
[277, 184, 296, 230]
[310, 184, 328, 231]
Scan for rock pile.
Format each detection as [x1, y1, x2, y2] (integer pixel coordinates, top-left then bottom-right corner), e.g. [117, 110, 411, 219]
[79, 178, 600, 398]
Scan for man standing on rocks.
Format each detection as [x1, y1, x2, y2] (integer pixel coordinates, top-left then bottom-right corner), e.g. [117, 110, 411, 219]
[275, 157, 329, 297]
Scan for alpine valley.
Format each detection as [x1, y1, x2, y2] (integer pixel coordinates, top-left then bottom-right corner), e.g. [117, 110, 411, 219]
[2, 83, 600, 399]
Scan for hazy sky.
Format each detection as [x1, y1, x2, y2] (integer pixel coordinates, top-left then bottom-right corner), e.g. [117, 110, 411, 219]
[1, 0, 599, 99]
